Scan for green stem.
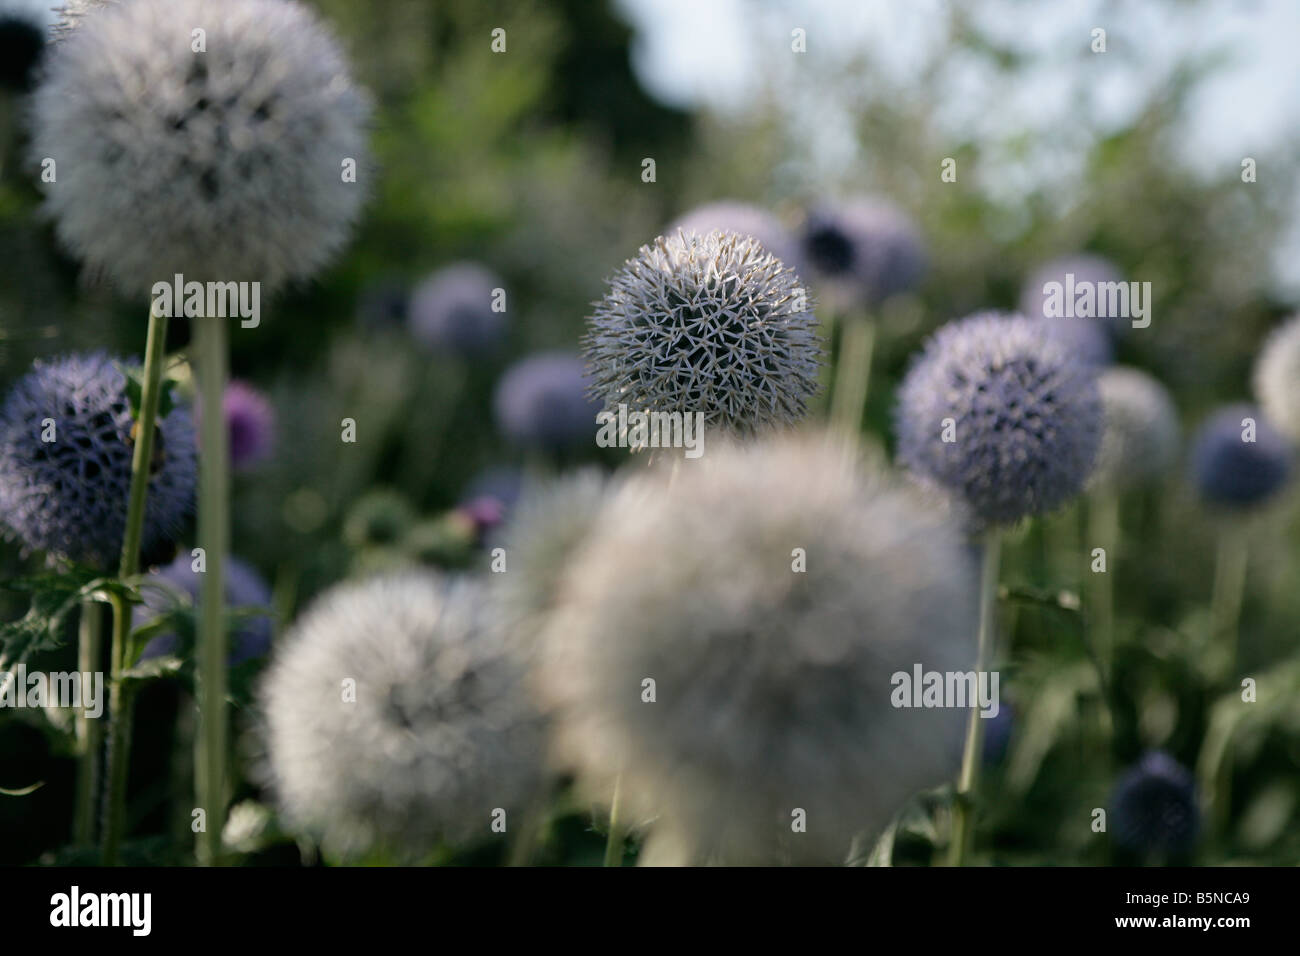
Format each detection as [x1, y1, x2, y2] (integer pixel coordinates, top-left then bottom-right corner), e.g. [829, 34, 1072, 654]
[949, 530, 1001, 867]
[1089, 494, 1119, 685]
[74, 599, 102, 846]
[1210, 525, 1248, 679]
[100, 306, 170, 865]
[602, 774, 625, 867]
[195, 314, 230, 866]
[829, 313, 876, 437]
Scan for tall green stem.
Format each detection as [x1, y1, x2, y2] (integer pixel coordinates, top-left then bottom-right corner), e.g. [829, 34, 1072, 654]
[1089, 494, 1119, 685]
[949, 530, 1001, 867]
[195, 314, 229, 866]
[74, 599, 102, 846]
[101, 306, 169, 865]
[830, 313, 876, 437]
[1210, 525, 1248, 679]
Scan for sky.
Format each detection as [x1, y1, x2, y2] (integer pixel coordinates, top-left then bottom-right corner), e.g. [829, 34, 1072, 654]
[614, 0, 1300, 292]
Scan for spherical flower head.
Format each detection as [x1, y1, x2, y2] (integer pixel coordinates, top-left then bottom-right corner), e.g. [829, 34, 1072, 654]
[31, 0, 371, 294]
[134, 553, 272, 664]
[493, 351, 599, 451]
[492, 469, 615, 632]
[1189, 404, 1293, 509]
[1253, 313, 1300, 442]
[1089, 366, 1180, 492]
[199, 379, 274, 471]
[1019, 253, 1126, 365]
[0, 0, 51, 91]
[584, 230, 822, 448]
[258, 572, 545, 859]
[1110, 750, 1199, 858]
[801, 198, 926, 309]
[538, 433, 977, 863]
[895, 311, 1103, 526]
[0, 352, 197, 568]
[667, 200, 804, 278]
[408, 262, 507, 356]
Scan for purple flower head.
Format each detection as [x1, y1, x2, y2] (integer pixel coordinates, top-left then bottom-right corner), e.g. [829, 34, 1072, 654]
[894, 311, 1103, 526]
[1019, 254, 1127, 365]
[135, 553, 273, 665]
[1111, 751, 1199, 858]
[493, 352, 598, 451]
[801, 198, 926, 309]
[1189, 404, 1292, 509]
[407, 262, 507, 356]
[220, 380, 275, 471]
[0, 353, 197, 568]
[667, 200, 804, 277]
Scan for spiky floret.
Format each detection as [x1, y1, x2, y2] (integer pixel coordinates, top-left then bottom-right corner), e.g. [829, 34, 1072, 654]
[32, 0, 371, 294]
[258, 572, 545, 860]
[1253, 313, 1300, 442]
[666, 201, 804, 278]
[583, 230, 821, 449]
[1189, 404, 1292, 509]
[537, 433, 976, 864]
[894, 311, 1103, 526]
[1089, 366, 1180, 492]
[0, 352, 196, 568]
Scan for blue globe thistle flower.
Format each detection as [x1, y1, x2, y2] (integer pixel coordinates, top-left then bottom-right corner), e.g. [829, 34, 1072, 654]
[135, 553, 272, 665]
[1253, 313, 1300, 442]
[801, 198, 926, 309]
[408, 262, 507, 356]
[1019, 254, 1127, 366]
[667, 200, 804, 278]
[0, 1, 51, 91]
[493, 352, 598, 451]
[1089, 367, 1180, 492]
[1189, 404, 1293, 509]
[199, 380, 274, 472]
[895, 311, 1103, 526]
[584, 231, 822, 446]
[1111, 751, 1199, 858]
[258, 572, 545, 859]
[539, 433, 976, 863]
[0, 353, 197, 568]
[32, 0, 371, 294]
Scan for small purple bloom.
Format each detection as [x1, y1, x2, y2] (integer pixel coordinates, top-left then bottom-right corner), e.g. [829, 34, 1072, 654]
[135, 553, 273, 665]
[493, 352, 599, 451]
[223, 381, 275, 471]
[1189, 404, 1292, 509]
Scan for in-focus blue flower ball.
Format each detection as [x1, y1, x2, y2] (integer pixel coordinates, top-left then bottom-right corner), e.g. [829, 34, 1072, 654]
[1111, 750, 1199, 858]
[895, 312, 1103, 526]
[134, 553, 273, 665]
[0, 352, 197, 568]
[493, 352, 598, 450]
[407, 262, 507, 356]
[1189, 404, 1292, 509]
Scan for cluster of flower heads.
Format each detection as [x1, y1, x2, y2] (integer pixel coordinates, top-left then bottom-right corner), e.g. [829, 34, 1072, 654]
[0, 352, 196, 568]
[536, 433, 976, 864]
[1189, 404, 1293, 510]
[408, 262, 508, 356]
[584, 230, 822, 448]
[32, 0, 371, 293]
[895, 311, 1103, 527]
[493, 351, 598, 451]
[135, 553, 273, 665]
[258, 572, 544, 860]
[800, 197, 926, 310]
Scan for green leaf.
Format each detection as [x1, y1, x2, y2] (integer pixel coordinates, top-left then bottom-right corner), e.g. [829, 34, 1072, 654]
[0, 781, 44, 796]
[114, 361, 178, 421]
[0, 569, 113, 669]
